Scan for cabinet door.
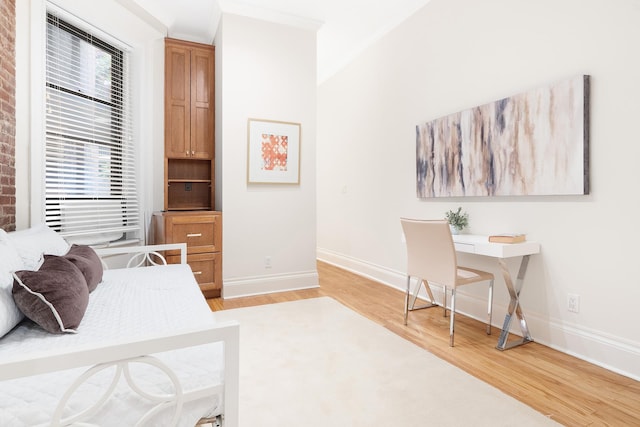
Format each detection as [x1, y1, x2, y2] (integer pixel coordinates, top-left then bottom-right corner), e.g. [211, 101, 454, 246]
[190, 47, 215, 159]
[165, 44, 191, 158]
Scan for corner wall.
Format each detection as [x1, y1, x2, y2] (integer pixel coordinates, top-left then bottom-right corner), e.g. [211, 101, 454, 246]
[317, 0, 640, 379]
[217, 14, 318, 297]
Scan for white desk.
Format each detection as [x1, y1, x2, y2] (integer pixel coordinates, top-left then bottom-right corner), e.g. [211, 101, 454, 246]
[452, 234, 541, 350]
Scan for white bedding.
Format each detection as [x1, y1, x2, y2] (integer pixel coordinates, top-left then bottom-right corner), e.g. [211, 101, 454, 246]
[0, 264, 224, 426]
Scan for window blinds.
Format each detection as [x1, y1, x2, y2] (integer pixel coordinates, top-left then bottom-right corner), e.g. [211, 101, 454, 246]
[45, 12, 140, 243]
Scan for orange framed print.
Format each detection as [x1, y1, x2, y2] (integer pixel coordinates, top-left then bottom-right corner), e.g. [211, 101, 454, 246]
[247, 118, 301, 184]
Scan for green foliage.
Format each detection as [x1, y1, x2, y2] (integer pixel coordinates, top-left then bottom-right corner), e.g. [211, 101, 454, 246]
[445, 207, 469, 230]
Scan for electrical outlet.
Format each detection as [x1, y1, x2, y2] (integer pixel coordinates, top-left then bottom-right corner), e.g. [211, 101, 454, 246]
[568, 293, 580, 313]
[265, 256, 272, 269]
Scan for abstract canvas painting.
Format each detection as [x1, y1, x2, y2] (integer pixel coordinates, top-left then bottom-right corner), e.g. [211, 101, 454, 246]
[416, 75, 589, 197]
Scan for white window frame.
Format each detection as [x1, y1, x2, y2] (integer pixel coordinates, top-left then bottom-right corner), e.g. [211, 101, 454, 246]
[30, 1, 146, 246]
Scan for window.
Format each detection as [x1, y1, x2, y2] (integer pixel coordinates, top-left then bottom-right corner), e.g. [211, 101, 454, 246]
[44, 12, 139, 244]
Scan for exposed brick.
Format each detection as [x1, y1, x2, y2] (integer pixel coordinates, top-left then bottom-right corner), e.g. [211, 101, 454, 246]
[0, 0, 15, 230]
[1, 184, 15, 196]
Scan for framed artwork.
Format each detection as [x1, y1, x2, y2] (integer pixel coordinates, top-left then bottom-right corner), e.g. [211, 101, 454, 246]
[416, 75, 590, 197]
[247, 119, 301, 184]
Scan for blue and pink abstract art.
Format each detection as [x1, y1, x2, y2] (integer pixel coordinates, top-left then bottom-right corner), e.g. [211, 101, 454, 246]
[416, 75, 589, 197]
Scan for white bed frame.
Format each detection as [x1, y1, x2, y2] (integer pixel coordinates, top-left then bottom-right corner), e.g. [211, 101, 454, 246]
[0, 243, 239, 427]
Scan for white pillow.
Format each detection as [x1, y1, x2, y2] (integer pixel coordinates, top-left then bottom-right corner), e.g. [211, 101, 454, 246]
[0, 285, 24, 338]
[0, 230, 26, 338]
[0, 230, 23, 286]
[7, 224, 71, 271]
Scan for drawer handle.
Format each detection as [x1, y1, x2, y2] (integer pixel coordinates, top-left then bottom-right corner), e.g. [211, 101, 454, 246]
[186, 233, 202, 238]
[193, 271, 203, 275]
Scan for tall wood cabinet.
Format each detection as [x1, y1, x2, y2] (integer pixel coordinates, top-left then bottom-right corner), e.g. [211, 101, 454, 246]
[164, 37, 215, 211]
[153, 38, 222, 298]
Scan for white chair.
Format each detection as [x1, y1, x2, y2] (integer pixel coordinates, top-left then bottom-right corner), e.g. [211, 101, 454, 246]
[400, 218, 494, 346]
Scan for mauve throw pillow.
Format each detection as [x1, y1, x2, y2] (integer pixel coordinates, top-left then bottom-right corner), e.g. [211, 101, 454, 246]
[54, 244, 103, 292]
[12, 256, 89, 334]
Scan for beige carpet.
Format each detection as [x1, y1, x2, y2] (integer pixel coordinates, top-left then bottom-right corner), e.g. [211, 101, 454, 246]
[214, 297, 559, 426]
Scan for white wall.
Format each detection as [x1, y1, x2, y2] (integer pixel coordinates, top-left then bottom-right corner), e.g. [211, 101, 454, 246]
[216, 14, 319, 297]
[15, 0, 166, 235]
[317, 0, 640, 379]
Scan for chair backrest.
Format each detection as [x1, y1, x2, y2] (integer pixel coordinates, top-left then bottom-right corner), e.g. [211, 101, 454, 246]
[400, 218, 458, 288]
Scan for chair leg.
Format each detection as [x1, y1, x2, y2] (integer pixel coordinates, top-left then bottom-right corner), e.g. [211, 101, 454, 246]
[442, 285, 447, 317]
[404, 277, 439, 326]
[449, 288, 456, 346]
[404, 275, 411, 325]
[486, 279, 494, 335]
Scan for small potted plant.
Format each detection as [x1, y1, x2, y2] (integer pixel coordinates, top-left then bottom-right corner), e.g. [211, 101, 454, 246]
[445, 207, 468, 234]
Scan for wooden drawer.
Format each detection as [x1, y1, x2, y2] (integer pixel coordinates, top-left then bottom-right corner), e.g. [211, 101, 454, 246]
[167, 252, 222, 297]
[171, 219, 216, 253]
[153, 211, 221, 255]
[152, 211, 222, 298]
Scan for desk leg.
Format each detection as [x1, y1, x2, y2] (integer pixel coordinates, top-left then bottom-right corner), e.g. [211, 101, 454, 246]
[496, 255, 534, 350]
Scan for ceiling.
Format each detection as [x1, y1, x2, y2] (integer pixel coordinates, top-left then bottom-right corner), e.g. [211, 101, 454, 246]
[124, 0, 432, 83]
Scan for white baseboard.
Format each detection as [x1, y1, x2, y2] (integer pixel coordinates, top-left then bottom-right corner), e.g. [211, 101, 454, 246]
[222, 270, 319, 299]
[317, 247, 640, 381]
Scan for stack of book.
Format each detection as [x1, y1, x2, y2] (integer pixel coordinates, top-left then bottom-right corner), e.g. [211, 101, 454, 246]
[488, 233, 526, 243]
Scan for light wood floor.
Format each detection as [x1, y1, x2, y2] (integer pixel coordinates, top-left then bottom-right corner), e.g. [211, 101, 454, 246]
[208, 261, 640, 426]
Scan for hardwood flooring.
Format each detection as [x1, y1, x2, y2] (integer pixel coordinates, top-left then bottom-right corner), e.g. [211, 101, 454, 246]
[208, 261, 640, 426]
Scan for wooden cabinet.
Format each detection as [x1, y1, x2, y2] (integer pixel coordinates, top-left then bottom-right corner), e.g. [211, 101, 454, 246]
[164, 38, 215, 211]
[165, 38, 214, 159]
[152, 211, 222, 298]
[160, 38, 221, 298]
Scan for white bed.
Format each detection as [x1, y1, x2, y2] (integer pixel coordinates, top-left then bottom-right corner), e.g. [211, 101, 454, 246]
[0, 229, 239, 427]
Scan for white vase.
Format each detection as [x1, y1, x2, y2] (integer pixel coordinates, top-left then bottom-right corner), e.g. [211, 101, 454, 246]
[449, 225, 459, 235]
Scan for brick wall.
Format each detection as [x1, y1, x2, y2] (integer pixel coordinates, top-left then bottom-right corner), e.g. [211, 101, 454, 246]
[0, 0, 16, 231]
